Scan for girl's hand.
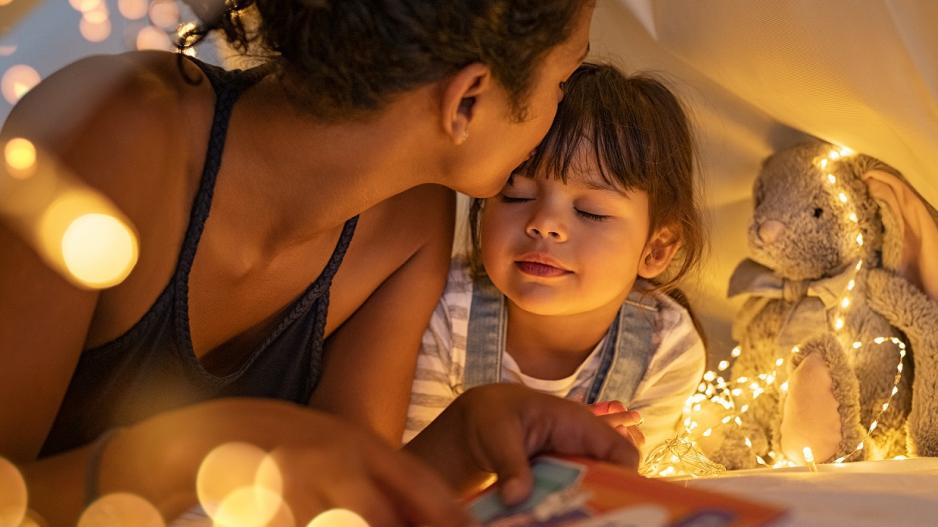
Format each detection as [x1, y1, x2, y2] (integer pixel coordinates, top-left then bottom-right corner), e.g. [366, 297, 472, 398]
[405, 384, 640, 507]
[588, 400, 646, 448]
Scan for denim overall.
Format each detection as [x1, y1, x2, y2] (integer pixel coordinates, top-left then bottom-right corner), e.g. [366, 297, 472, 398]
[464, 274, 657, 403]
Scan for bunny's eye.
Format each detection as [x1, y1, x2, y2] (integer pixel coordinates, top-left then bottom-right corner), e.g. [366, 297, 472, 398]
[813, 207, 824, 218]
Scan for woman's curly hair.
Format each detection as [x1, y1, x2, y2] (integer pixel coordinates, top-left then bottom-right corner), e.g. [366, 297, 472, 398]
[181, 0, 588, 121]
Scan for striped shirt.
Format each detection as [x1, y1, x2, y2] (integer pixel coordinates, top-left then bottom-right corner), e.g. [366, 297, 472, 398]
[403, 259, 706, 460]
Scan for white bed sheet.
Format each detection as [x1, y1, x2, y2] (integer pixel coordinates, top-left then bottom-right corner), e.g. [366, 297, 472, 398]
[674, 458, 938, 527]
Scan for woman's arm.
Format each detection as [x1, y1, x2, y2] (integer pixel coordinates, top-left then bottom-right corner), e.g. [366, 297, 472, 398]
[311, 185, 456, 443]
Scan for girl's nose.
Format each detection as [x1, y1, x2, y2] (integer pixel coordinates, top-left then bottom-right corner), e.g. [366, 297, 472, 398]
[525, 213, 567, 242]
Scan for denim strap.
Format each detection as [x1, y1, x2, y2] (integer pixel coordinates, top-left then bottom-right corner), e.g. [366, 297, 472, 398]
[464, 273, 506, 389]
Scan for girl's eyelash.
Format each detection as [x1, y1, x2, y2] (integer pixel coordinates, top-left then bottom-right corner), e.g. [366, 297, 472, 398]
[576, 209, 609, 222]
[500, 195, 531, 203]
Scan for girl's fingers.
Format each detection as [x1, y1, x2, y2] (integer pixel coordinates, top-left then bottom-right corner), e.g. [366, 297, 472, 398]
[599, 409, 642, 428]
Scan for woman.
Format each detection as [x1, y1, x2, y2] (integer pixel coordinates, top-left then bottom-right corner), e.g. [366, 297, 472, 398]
[0, 1, 638, 525]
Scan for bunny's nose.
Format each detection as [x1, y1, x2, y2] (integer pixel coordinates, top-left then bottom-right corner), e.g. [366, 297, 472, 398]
[757, 220, 785, 244]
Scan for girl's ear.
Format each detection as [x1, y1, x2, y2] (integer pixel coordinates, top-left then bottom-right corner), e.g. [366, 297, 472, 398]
[638, 225, 681, 279]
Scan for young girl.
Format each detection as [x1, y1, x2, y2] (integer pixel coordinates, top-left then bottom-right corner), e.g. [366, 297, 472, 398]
[405, 63, 707, 459]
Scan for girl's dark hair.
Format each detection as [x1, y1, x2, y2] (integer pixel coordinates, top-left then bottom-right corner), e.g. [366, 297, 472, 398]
[469, 62, 706, 294]
[179, 0, 588, 121]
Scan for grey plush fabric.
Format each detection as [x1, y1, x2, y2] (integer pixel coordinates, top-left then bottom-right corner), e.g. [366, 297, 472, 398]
[704, 141, 937, 469]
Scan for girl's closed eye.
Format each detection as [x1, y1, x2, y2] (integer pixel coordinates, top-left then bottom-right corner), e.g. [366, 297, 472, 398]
[500, 194, 532, 203]
[575, 208, 610, 222]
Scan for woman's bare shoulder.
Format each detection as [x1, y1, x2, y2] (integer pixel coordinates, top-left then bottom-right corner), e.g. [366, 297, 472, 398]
[2, 50, 213, 221]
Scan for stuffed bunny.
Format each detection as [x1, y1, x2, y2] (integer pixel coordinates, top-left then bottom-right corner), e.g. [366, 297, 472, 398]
[701, 141, 938, 469]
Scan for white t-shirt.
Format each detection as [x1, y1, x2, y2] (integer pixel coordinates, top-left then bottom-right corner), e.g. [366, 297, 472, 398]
[403, 258, 705, 460]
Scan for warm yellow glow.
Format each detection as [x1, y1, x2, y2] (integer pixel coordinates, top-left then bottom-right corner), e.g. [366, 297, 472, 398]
[307, 509, 370, 527]
[197, 443, 284, 526]
[802, 447, 815, 464]
[838, 147, 854, 157]
[819, 158, 828, 169]
[841, 298, 851, 309]
[856, 233, 864, 246]
[80, 17, 112, 42]
[77, 493, 164, 527]
[213, 486, 287, 527]
[4, 137, 36, 176]
[0, 457, 28, 527]
[828, 150, 841, 160]
[58, 213, 138, 288]
[826, 174, 836, 185]
[0, 0, 13, 6]
[717, 360, 729, 371]
[117, 0, 148, 19]
[1, 64, 41, 104]
[838, 192, 848, 203]
[834, 318, 845, 330]
[136, 26, 173, 51]
[730, 346, 742, 358]
[848, 212, 858, 223]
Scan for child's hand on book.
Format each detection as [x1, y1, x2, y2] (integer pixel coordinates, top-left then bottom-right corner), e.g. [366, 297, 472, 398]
[588, 401, 646, 448]
[404, 384, 640, 507]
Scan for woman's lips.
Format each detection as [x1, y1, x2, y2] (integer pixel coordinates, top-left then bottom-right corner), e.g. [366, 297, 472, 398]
[515, 260, 571, 277]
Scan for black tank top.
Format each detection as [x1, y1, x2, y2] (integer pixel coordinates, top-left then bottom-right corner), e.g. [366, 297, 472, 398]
[41, 59, 358, 457]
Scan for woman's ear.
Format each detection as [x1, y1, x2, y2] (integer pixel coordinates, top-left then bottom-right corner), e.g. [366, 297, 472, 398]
[440, 63, 492, 145]
[638, 226, 681, 279]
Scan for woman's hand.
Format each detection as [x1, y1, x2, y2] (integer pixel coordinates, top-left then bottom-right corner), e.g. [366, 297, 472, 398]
[98, 398, 475, 527]
[588, 400, 646, 448]
[405, 384, 640, 506]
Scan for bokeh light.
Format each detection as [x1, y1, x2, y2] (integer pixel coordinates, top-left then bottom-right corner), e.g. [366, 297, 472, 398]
[77, 493, 164, 527]
[0, 457, 28, 527]
[4, 137, 37, 176]
[118, 0, 148, 20]
[148, 0, 180, 30]
[306, 509, 369, 527]
[59, 212, 138, 288]
[80, 17, 112, 43]
[136, 26, 173, 51]
[68, 0, 103, 13]
[1, 64, 40, 104]
[197, 442, 286, 527]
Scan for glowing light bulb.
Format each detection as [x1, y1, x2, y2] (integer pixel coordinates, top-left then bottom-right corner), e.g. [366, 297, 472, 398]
[59, 213, 138, 288]
[4, 137, 36, 176]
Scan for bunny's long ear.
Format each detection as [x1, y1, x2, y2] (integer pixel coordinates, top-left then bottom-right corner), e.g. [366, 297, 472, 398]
[862, 169, 938, 302]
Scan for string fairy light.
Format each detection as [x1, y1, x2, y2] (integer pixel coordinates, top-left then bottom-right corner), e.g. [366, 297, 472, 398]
[642, 144, 911, 478]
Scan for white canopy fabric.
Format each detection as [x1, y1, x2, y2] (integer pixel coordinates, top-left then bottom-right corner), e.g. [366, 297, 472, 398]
[589, 1, 938, 359]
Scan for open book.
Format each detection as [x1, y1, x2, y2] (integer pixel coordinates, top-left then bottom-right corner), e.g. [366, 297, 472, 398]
[468, 456, 786, 527]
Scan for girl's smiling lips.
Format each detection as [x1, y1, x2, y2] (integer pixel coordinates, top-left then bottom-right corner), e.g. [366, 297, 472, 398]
[514, 253, 573, 277]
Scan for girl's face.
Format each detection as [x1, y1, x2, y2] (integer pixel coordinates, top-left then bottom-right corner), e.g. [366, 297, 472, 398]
[448, 3, 594, 198]
[480, 158, 653, 316]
